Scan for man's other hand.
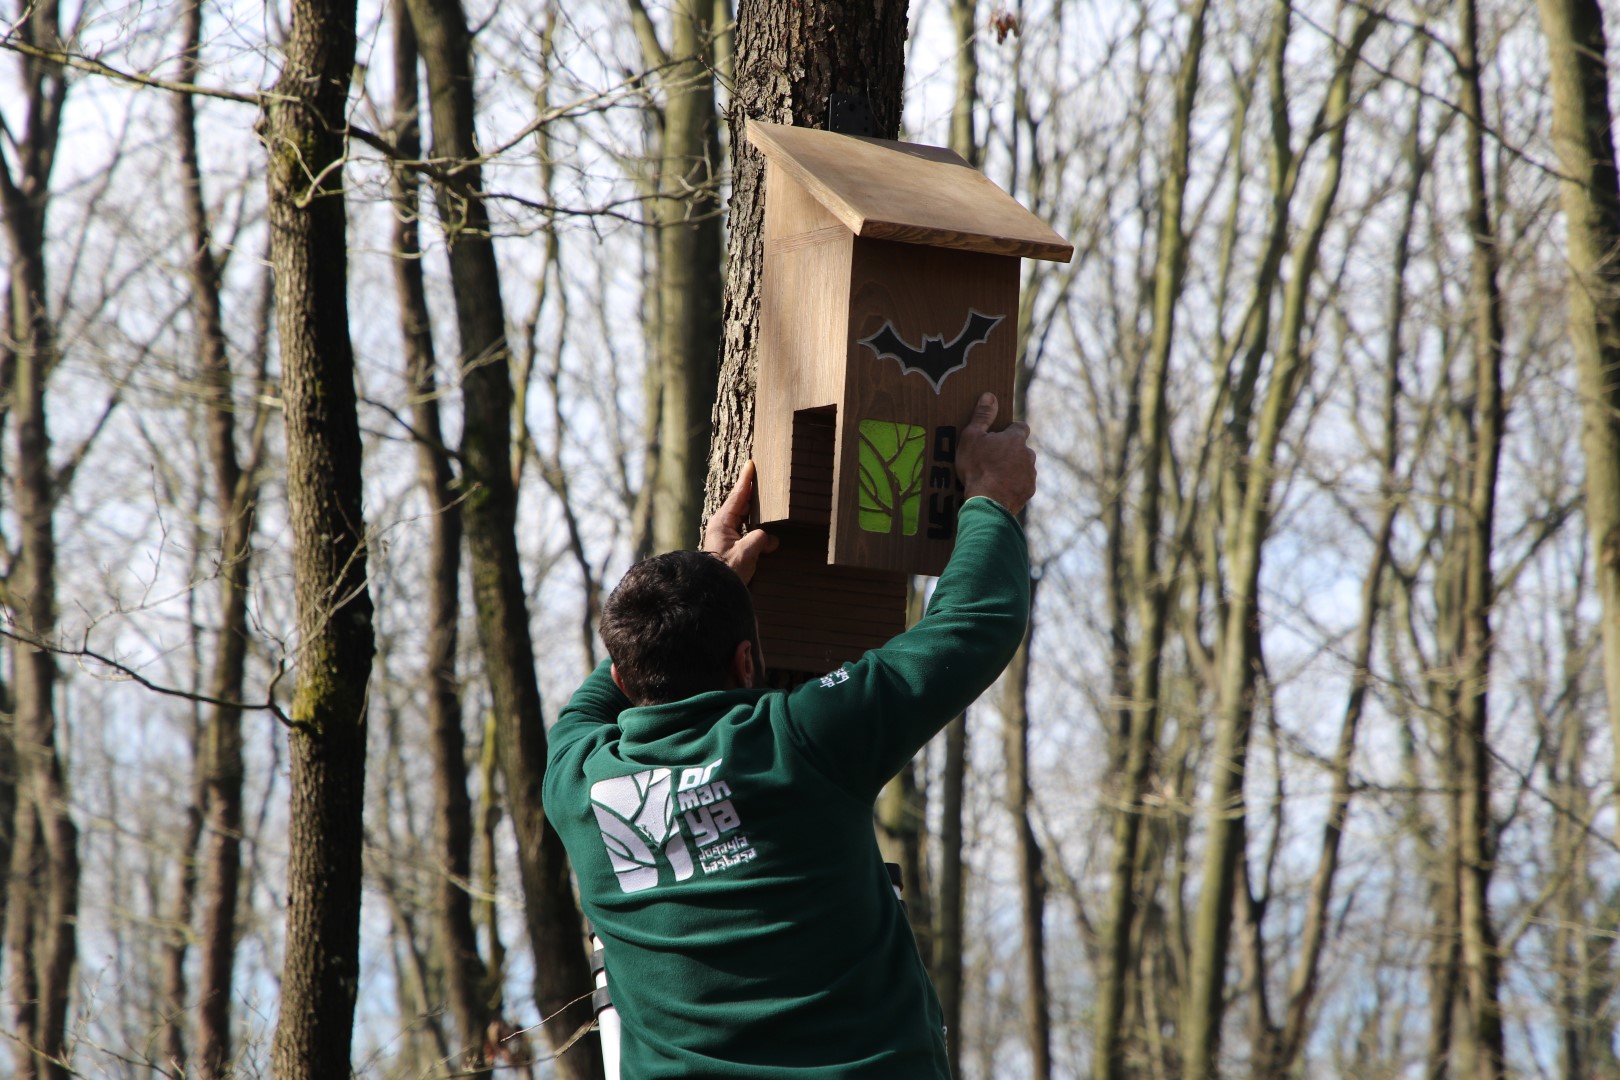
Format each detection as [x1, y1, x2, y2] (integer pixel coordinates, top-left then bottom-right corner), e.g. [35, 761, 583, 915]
[703, 461, 779, 585]
[956, 393, 1036, 516]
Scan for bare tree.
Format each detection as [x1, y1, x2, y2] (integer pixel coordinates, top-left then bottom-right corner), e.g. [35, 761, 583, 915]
[388, 0, 493, 1062]
[932, 3, 982, 1060]
[1259, 55, 1430, 1078]
[1447, 1, 1508, 1071]
[627, 0, 724, 550]
[149, 5, 270, 1075]
[1535, 0, 1620, 846]
[1534, 4, 1620, 1072]
[400, 0, 601, 1069]
[0, 0, 79, 1073]
[1181, 7, 1376, 1075]
[261, 0, 376, 1067]
[1092, 5, 1209, 1076]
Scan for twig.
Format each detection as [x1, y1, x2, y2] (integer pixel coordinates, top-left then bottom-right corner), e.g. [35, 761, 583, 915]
[0, 624, 291, 727]
[0, 35, 262, 104]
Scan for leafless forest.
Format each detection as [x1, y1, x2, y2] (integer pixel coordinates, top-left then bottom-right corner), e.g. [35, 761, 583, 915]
[2, 0, 1619, 1076]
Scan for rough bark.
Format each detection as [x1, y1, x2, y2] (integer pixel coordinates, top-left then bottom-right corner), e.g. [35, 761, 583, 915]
[702, 0, 910, 518]
[400, 0, 600, 1069]
[389, 0, 492, 1060]
[262, 0, 376, 1068]
[0, 0, 77, 1073]
[1534, 0, 1620, 853]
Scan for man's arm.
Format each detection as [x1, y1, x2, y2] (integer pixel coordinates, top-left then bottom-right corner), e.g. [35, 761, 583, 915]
[546, 659, 631, 764]
[778, 393, 1036, 798]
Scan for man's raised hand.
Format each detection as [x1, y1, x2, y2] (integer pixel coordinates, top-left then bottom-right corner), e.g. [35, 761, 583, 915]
[956, 393, 1037, 516]
[702, 461, 779, 585]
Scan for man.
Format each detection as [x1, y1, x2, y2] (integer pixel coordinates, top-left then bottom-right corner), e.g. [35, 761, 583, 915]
[543, 393, 1035, 1078]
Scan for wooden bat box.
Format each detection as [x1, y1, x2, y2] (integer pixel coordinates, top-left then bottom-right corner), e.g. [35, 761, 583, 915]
[745, 121, 1072, 676]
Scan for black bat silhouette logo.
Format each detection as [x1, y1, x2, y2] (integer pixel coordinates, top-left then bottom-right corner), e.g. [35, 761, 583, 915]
[859, 310, 1006, 393]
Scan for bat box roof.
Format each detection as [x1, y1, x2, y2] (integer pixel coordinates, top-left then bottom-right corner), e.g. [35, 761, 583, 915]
[744, 122, 1072, 672]
[746, 122, 1075, 262]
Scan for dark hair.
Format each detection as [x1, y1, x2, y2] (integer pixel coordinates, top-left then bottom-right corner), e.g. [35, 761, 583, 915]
[600, 550, 759, 705]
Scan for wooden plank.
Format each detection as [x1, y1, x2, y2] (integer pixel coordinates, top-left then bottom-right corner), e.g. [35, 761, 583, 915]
[747, 120, 1074, 263]
[751, 582, 906, 609]
[750, 524, 908, 677]
[775, 624, 897, 648]
[770, 225, 849, 254]
[752, 577, 908, 601]
[754, 163, 851, 525]
[761, 629, 901, 674]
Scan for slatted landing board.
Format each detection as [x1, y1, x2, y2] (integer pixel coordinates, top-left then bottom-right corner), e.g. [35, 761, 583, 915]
[751, 525, 909, 680]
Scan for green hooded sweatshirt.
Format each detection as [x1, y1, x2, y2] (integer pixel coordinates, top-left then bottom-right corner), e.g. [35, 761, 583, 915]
[543, 497, 1030, 1078]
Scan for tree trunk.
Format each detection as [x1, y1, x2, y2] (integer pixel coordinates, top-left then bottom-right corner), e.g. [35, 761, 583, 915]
[401, 0, 600, 1070]
[1093, 5, 1208, 1078]
[1546, 631, 1620, 1080]
[875, 754, 934, 956]
[1452, 1, 1507, 1072]
[702, 0, 910, 517]
[1181, 9, 1369, 1075]
[1003, 588, 1051, 1080]
[1273, 60, 1425, 1073]
[0, 667, 11, 998]
[948, 0, 981, 170]
[646, 0, 724, 551]
[4, 194, 79, 1080]
[930, 7, 979, 1060]
[935, 712, 967, 1067]
[0, 1, 77, 1073]
[160, 740, 203, 1075]
[1534, 0, 1620, 853]
[389, 0, 492, 1061]
[161, 5, 263, 1073]
[877, 585, 935, 959]
[0, 307, 9, 994]
[262, 0, 376, 1068]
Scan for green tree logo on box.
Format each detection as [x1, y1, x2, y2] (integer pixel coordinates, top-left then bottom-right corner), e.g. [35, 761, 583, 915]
[857, 419, 927, 535]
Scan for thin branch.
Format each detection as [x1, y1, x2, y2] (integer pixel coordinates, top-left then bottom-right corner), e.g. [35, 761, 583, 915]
[0, 35, 682, 187]
[0, 624, 291, 726]
[0, 35, 261, 104]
